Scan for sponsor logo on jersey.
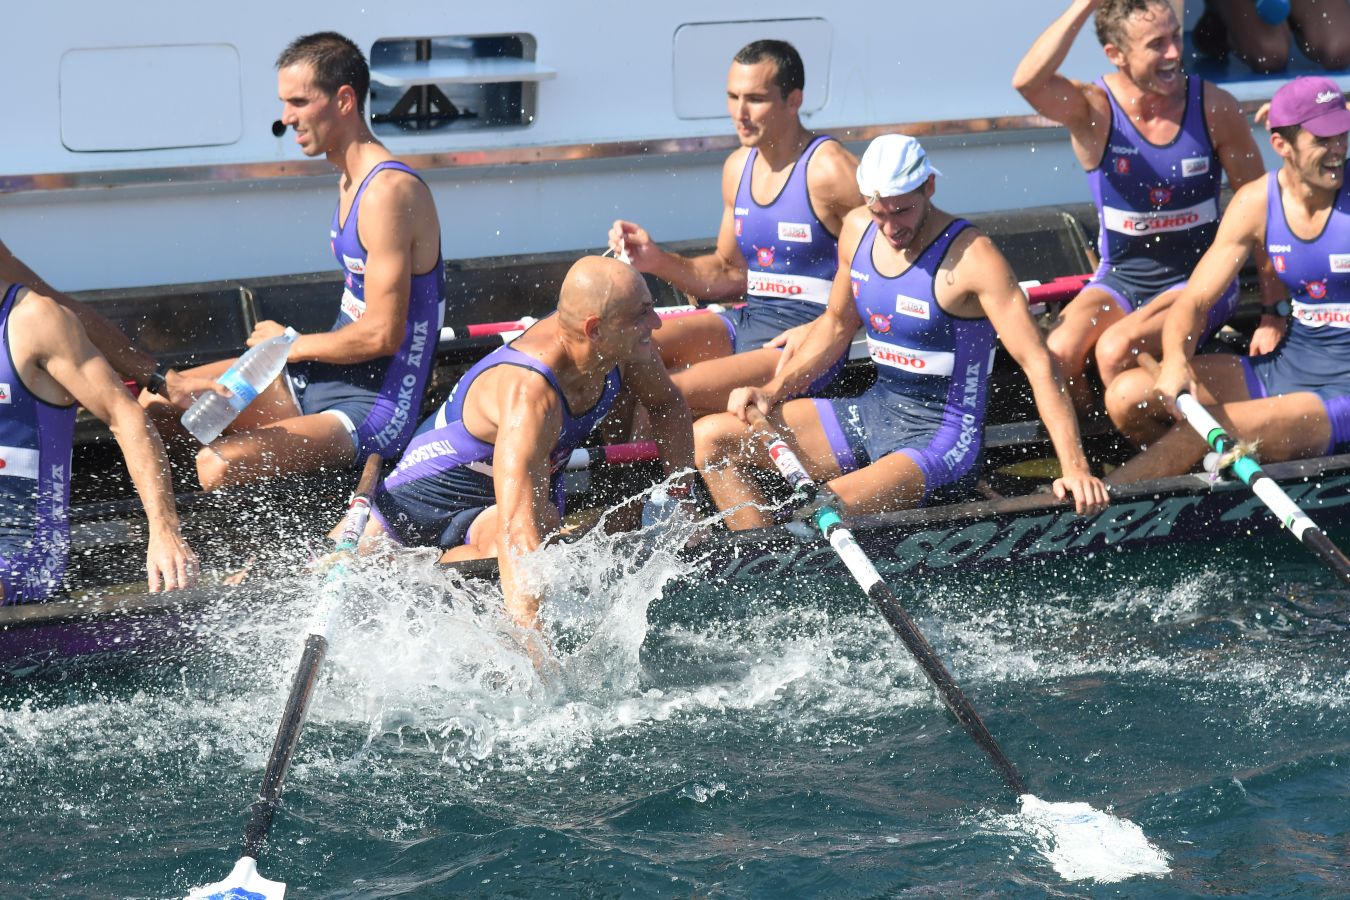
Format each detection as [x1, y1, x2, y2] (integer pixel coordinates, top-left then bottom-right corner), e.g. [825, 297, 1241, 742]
[1114, 157, 1131, 175]
[1274, 255, 1286, 273]
[342, 253, 366, 275]
[0, 382, 9, 404]
[895, 295, 931, 320]
[734, 218, 743, 237]
[1148, 185, 1173, 206]
[778, 221, 812, 243]
[851, 279, 861, 299]
[747, 272, 833, 304]
[401, 436, 458, 467]
[734, 206, 750, 216]
[1111, 145, 1140, 156]
[867, 308, 892, 333]
[1293, 299, 1350, 327]
[1307, 280, 1328, 300]
[866, 339, 956, 376]
[849, 268, 870, 282]
[1181, 156, 1210, 177]
[340, 287, 367, 322]
[1102, 199, 1217, 236]
[1330, 253, 1350, 273]
[1269, 244, 1293, 253]
[755, 245, 775, 267]
[0, 445, 39, 479]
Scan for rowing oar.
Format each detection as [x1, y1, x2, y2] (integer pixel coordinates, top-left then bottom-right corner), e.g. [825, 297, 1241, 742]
[745, 409, 1027, 794]
[188, 453, 383, 900]
[1139, 353, 1350, 587]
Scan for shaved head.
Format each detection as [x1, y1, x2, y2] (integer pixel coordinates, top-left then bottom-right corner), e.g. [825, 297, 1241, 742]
[558, 256, 650, 335]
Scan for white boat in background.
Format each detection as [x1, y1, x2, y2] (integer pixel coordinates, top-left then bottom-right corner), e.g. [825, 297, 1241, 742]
[4, 1, 1337, 297]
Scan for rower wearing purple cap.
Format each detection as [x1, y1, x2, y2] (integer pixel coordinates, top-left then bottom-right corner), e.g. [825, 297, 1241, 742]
[1014, 0, 1277, 415]
[1107, 77, 1350, 482]
[607, 39, 861, 418]
[695, 135, 1109, 529]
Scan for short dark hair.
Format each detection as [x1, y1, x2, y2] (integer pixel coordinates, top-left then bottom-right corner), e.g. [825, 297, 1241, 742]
[1272, 123, 1303, 145]
[733, 40, 805, 97]
[276, 32, 370, 113]
[1094, 0, 1172, 49]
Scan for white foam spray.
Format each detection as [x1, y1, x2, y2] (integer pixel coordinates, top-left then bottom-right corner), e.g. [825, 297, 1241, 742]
[1000, 794, 1171, 883]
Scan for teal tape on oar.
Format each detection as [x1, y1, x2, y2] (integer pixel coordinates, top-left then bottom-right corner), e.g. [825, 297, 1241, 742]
[188, 454, 383, 900]
[747, 411, 1027, 794]
[1173, 391, 1350, 586]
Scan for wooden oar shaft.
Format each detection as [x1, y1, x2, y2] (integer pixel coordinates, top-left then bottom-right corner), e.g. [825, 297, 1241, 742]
[239, 453, 382, 861]
[750, 415, 1027, 795]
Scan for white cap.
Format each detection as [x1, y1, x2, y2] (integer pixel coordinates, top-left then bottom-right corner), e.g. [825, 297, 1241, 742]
[856, 134, 940, 202]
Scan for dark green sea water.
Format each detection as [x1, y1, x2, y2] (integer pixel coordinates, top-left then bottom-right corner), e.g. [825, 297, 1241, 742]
[3, 525, 1348, 898]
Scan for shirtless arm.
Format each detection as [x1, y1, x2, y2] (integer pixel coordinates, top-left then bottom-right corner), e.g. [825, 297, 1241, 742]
[1011, 0, 1110, 167]
[1156, 178, 1267, 403]
[622, 347, 696, 483]
[0, 238, 221, 409]
[489, 376, 565, 630]
[959, 235, 1108, 514]
[23, 293, 198, 591]
[608, 152, 748, 301]
[257, 172, 434, 363]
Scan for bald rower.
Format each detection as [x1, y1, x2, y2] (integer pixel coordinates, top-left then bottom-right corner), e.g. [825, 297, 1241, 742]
[367, 256, 697, 628]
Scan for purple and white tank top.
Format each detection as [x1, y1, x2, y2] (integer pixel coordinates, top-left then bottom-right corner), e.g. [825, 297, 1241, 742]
[1089, 75, 1222, 280]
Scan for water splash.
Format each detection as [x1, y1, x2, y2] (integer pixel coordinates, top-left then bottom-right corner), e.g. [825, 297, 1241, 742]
[1004, 794, 1171, 883]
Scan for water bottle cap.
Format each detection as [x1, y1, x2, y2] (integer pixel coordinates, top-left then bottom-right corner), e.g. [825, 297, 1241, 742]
[283, 326, 299, 340]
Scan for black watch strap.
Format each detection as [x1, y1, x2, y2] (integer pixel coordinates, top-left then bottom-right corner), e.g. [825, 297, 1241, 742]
[146, 363, 171, 397]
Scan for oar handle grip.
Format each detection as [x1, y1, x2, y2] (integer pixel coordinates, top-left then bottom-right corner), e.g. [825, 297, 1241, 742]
[745, 406, 818, 501]
[334, 454, 383, 553]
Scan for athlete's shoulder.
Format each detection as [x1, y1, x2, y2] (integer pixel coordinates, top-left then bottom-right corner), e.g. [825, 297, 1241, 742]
[806, 138, 862, 194]
[1200, 79, 1245, 123]
[838, 206, 873, 247]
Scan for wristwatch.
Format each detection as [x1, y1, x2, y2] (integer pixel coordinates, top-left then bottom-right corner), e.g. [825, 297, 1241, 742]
[146, 362, 171, 397]
[1261, 300, 1291, 318]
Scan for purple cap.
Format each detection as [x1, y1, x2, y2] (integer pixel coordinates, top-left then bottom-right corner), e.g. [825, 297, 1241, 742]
[1268, 76, 1350, 137]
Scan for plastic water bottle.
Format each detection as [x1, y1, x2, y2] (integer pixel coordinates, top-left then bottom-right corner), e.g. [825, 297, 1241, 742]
[180, 328, 298, 444]
[1254, 0, 1290, 25]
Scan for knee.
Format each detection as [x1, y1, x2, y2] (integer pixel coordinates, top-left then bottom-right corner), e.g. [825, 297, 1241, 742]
[195, 445, 231, 492]
[1303, 32, 1350, 70]
[694, 414, 744, 468]
[1093, 329, 1133, 381]
[1104, 369, 1157, 436]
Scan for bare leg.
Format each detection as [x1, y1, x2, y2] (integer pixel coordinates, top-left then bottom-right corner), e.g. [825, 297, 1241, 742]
[652, 312, 734, 372]
[1106, 354, 1252, 446]
[673, 346, 785, 419]
[696, 399, 845, 531]
[1290, 0, 1350, 69]
[1207, 0, 1293, 73]
[1108, 391, 1332, 484]
[194, 412, 356, 491]
[1093, 288, 1182, 388]
[1045, 287, 1127, 417]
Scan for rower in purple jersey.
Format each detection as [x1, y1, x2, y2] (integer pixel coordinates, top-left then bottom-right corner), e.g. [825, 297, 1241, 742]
[141, 32, 445, 493]
[1015, 0, 1278, 415]
[697, 135, 1108, 530]
[1, 283, 197, 602]
[371, 344, 621, 551]
[1108, 78, 1350, 483]
[361, 257, 697, 631]
[609, 39, 861, 418]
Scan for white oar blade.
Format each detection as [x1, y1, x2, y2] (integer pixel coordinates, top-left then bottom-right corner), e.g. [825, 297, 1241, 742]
[1011, 794, 1170, 883]
[186, 856, 286, 900]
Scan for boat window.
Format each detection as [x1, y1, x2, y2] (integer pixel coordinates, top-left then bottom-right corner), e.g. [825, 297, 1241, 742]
[368, 35, 551, 135]
[672, 20, 831, 120]
[60, 45, 243, 152]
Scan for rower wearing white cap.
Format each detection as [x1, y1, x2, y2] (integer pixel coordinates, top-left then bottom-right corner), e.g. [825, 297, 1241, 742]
[696, 135, 1109, 529]
[607, 39, 861, 418]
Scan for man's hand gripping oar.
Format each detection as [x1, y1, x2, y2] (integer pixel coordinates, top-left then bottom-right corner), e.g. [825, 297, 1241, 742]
[187, 453, 383, 900]
[742, 407, 1028, 794]
[1141, 352, 1350, 587]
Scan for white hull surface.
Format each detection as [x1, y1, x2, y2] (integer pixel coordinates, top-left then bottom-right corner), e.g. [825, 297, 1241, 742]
[1, 1, 1307, 292]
